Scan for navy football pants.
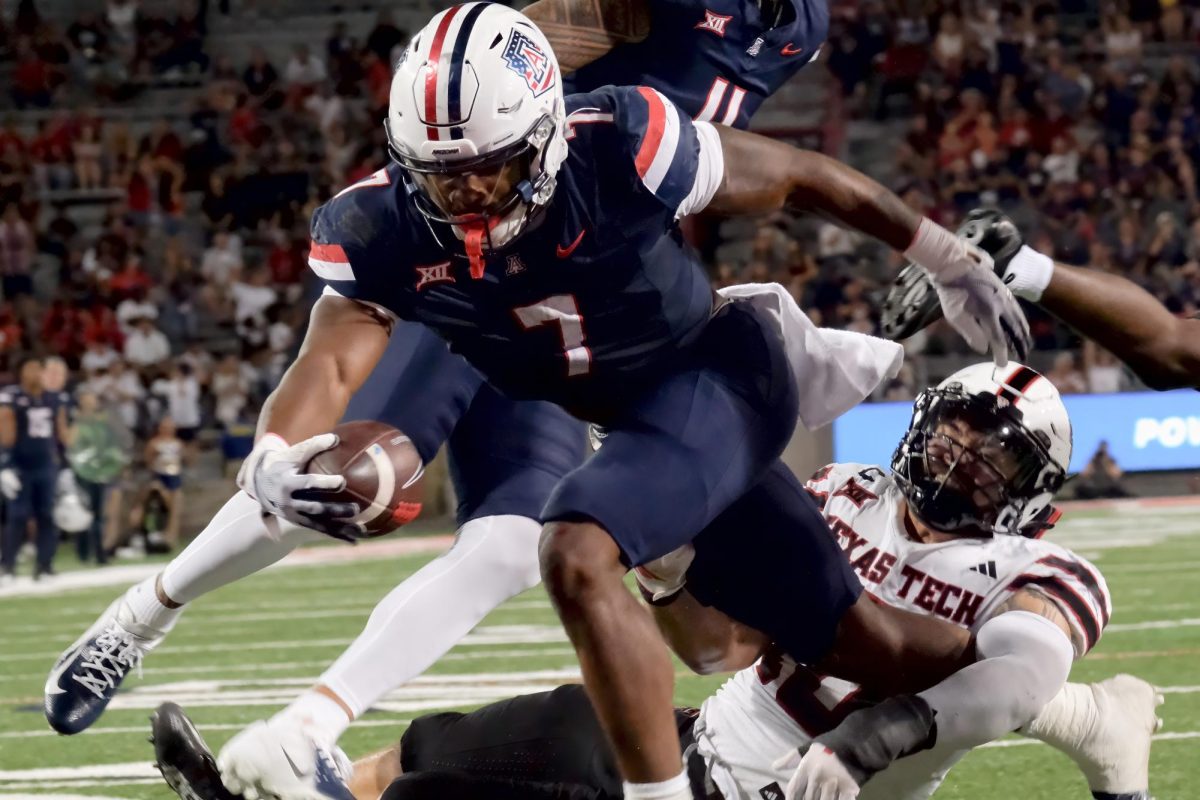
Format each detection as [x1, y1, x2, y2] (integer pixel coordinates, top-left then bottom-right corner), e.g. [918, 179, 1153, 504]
[543, 301, 800, 567]
[1, 466, 58, 573]
[342, 322, 587, 526]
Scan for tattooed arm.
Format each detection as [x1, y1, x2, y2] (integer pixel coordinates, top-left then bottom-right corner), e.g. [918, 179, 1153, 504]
[989, 587, 1085, 656]
[523, 0, 651, 72]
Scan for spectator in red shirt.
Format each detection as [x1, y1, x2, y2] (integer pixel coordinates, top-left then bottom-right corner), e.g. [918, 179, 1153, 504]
[80, 302, 124, 349]
[0, 204, 35, 298]
[0, 119, 25, 163]
[110, 250, 154, 299]
[266, 230, 304, 286]
[11, 38, 52, 109]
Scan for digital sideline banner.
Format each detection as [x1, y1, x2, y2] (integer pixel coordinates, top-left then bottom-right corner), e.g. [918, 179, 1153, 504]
[832, 390, 1200, 474]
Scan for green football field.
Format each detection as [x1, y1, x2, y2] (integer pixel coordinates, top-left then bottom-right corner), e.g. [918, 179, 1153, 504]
[1, 499, 1197, 799]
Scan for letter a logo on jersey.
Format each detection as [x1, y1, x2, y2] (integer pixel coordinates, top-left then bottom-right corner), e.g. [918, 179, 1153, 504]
[696, 9, 733, 37]
[502, 30, 556, 97]
[415, 261, 455, 290]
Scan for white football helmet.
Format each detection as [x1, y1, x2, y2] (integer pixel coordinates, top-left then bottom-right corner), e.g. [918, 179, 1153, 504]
[385, 2, 568, 272]
[892, 362, 1072, 537]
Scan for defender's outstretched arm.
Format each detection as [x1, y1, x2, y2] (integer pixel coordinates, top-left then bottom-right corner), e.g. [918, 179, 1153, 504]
[704, 125, 1030, 364]
[1038, 262, 1200, 390]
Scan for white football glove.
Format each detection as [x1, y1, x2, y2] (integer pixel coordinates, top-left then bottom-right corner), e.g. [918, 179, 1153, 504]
[218, 716, 354, 800]
[634, 543, 695, 603]
[236, 433, 358, 540]
[774, 745, 861, 800]
[905, 218, 1030, 366]
[0, 468, 21, 500]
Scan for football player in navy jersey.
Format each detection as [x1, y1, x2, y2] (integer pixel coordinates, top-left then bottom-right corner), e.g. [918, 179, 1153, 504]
[0, 358, 70, 583]
[44, 0, 831, 762]
[528, 0, 828, 127]
[882, 209, 1200, 391]
[204, 7, 1023, 799]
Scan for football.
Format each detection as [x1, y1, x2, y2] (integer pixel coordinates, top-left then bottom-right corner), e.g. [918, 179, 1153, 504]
[303, 420, 425, 537]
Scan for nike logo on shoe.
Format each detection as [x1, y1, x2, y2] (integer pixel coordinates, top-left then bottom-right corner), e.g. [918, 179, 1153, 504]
[781, 42, 804, 56]
[557, 229, 586, 259]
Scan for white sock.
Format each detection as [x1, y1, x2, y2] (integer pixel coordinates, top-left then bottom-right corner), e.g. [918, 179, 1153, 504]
[121, 575, 182, 636]
[278, 690, 352, 745]
[623, 770, 691, 800]
[1002, 245, 1056, 302]
[1021, 682, 1097, 751]
[319, 515, 543, 717]
[160, 491, 322, 605]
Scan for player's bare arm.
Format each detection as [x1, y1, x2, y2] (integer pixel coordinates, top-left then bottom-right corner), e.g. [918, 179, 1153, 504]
[705, 125, 1030, 363]
[235, 294, 393, 537]
[706, 127, 923, 252]
[644, 588, 768, 674]
[523, 0, 650, 72]
[0, 405, 15, 449]
[1039, 262, 1200, 390]
[256, 294, 392, 443]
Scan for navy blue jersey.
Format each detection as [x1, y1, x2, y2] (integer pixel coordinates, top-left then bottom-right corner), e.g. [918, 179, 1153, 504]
[311, 86, 714, 415]
[564, 0, 828, 128]
[0, 387, 66, 469]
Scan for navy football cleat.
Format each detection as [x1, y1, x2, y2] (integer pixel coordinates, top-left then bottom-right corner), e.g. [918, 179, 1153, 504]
[152, 702, 244, 800]
[44, 595, 168, 734]
[880, 208, 1025, 342]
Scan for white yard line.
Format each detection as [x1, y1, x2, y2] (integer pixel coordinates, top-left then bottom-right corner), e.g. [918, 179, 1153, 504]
[1105, 617, 1200, 632]
[0, 536, 456, 599]
[980, 731, 1200, 748]
[0, 624, 570, 663]
[0, 717, 416, 740]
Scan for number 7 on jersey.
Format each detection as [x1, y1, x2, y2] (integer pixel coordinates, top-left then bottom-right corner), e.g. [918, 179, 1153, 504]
[513, 295, 592, 376]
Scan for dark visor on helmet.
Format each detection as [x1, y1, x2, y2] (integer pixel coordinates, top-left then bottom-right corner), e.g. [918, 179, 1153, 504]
[891, 388, 1064, 534]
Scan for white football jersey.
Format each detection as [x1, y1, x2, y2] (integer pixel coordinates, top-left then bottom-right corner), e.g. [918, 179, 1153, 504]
[695, 463, 1111, 800]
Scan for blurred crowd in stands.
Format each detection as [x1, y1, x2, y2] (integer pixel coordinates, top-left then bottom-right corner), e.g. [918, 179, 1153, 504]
[0, 0, 1193, 473]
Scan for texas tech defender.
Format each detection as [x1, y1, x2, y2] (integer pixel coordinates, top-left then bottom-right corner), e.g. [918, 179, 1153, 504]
[883, 209, 1200, 391]
[150, 364, 1160, 800]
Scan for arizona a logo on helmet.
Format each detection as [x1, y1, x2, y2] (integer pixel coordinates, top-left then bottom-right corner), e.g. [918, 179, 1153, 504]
[502, 29, 556, 97]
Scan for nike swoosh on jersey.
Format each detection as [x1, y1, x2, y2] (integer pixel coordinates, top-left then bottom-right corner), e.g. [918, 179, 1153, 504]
[781, 43, 804, 56]
[557, 229, 587, 258]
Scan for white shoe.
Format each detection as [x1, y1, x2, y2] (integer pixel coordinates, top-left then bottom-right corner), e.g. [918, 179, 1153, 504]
[217, 716, 354, 800]
[1062, 675, 1163, 798]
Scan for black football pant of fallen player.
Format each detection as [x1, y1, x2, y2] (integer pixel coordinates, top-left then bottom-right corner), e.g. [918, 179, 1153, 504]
[380, 684, 716, 800]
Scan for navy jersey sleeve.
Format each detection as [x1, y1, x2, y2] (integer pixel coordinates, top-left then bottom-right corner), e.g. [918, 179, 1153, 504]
[605, 85, 704, 215]
[307, 168, 409, 318]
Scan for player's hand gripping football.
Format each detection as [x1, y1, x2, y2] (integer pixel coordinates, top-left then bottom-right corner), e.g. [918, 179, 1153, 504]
[905, 218, 1030, 366]
[774, 745, 860, 800]
[236, 433, 359, 539]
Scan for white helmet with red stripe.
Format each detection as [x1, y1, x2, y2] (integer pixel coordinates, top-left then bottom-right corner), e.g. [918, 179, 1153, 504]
[385, 2, 567, 273]
[892, 362, 1072, 537]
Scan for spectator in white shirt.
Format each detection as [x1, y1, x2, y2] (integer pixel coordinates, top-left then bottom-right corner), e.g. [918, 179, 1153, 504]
[81, 340, 120, 375]
[153, 363, 202, 445]
[117, 289, 159, 335]
[211, 354, 251, 427]
[124, 317, 171, 368]
[285, 43, 327, 89]
[231, 266, 278, 333]
[200, 231, 243, 285]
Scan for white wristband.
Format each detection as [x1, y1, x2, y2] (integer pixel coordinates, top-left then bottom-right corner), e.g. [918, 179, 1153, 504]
[1003, 246, 1056, 302]
[902, 217, 978, 280]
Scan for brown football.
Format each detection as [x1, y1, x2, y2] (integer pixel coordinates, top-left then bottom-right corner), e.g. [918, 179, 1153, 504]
[304, 420, 425, 537]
